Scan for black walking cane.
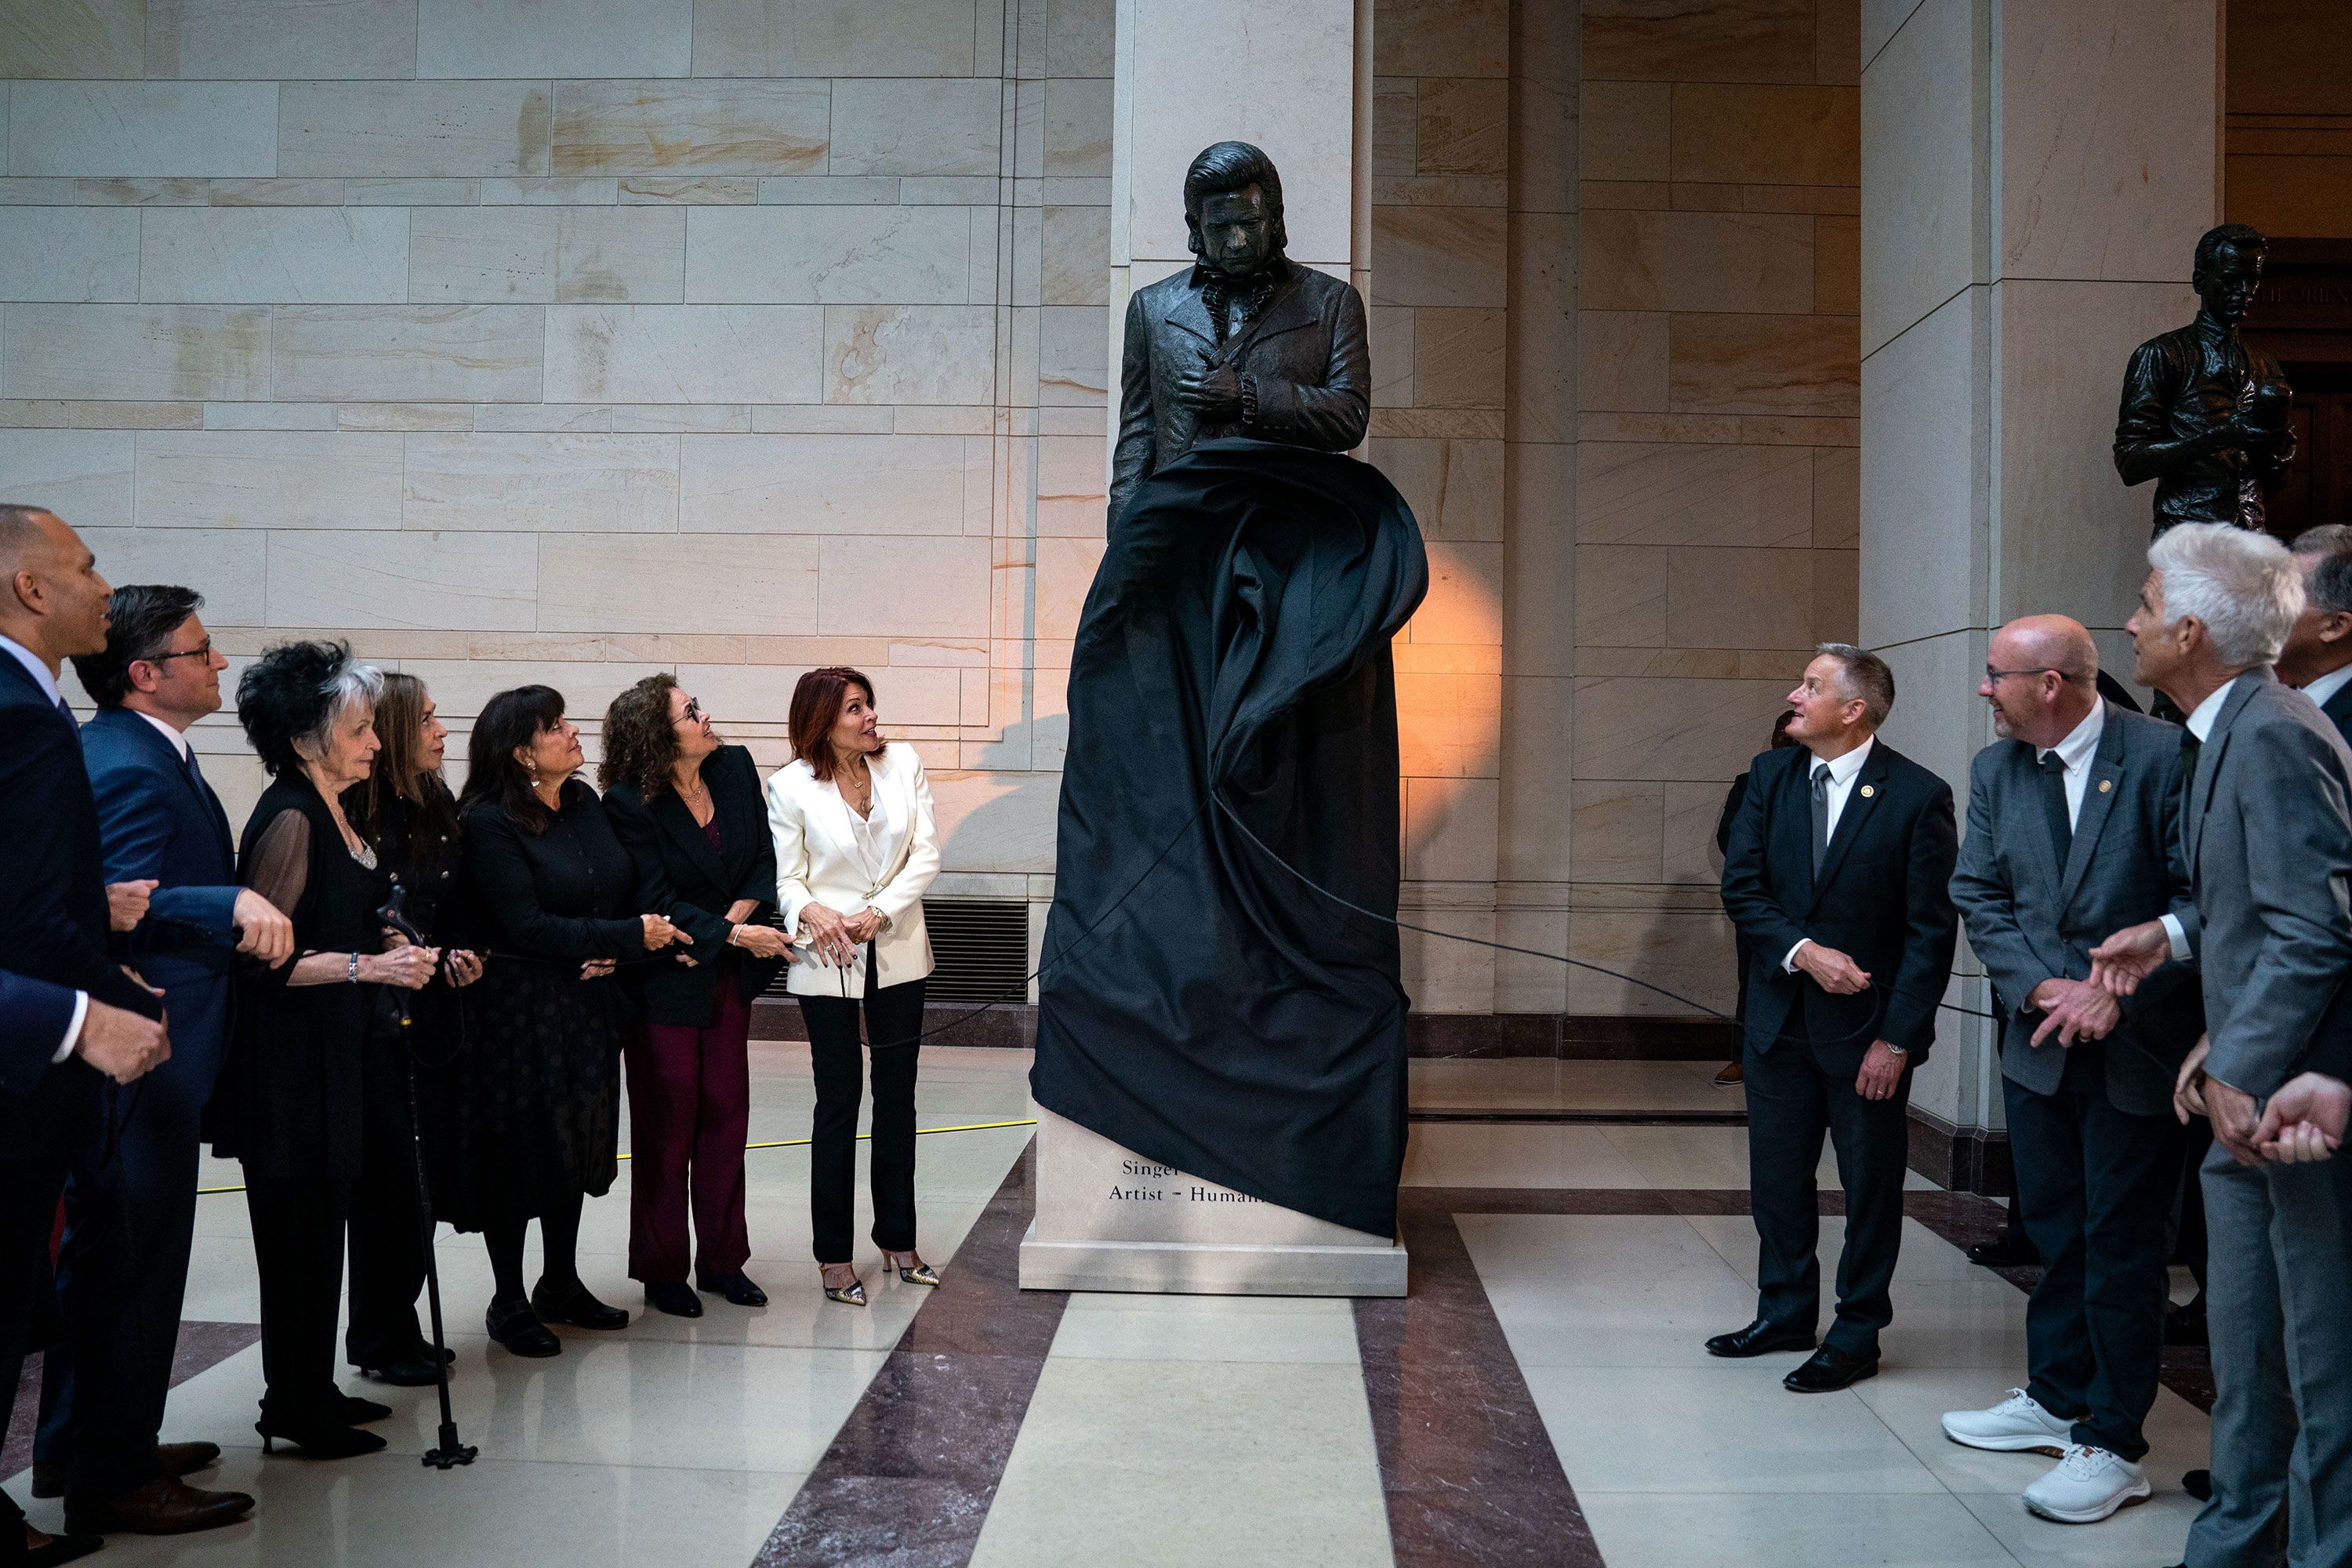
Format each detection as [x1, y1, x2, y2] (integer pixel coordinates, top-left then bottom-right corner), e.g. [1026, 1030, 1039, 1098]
[378, 881, 477, 1470]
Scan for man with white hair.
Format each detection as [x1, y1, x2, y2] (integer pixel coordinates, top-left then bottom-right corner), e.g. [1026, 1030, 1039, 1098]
[2089, 521, 2352, 1568]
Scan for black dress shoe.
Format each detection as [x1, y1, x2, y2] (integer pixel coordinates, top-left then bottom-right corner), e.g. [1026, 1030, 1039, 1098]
[26, 1530, 105, 1566]
[697, 1269, 768, 1307]
[2183, 1468, 2212, 1501]
[1784, 1345, 1878, 1392]
[361, 1348, 453, 1386]
[486, 1297, 561, 1357]
[532, 1279, 630, 1330]
[2165, 1301, 2208, 1348]
[1966, 1233, 2040, 1268]
[1705, 1319, 1819, 1359]
[646, 1281, 703, 1318]
[252, 1416, 387, 1461]
[333, 1392, 394, 1425]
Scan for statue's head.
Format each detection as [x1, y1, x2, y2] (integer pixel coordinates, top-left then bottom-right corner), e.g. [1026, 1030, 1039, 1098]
[1183, 140, 1286, 278]
[2193, 223, 2269, 325]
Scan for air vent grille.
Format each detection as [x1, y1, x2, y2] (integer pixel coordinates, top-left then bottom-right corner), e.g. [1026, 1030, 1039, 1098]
[760, 897, 1032, 1004]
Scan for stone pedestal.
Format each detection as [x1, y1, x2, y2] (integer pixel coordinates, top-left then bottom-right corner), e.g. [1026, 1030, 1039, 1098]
[1018, 1105, 1407, 1296]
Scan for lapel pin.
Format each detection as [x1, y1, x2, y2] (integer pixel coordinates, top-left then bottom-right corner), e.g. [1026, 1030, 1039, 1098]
[2098, 779, 2112, 793]
[1859, 785, 1875, 798]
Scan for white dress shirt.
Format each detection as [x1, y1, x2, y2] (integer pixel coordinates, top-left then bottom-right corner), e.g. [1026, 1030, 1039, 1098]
[2183, 681, 2235, 742]
[2, 634, 89, 1063]
[133, 706, 191, 760]
[2302, 662, 2352, 713]
[1782, 735, 1875, 975]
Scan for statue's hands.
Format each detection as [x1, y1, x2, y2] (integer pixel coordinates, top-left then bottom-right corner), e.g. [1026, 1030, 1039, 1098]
[2216, 414, 2290, 456]
[1175, 354, 1246, 423]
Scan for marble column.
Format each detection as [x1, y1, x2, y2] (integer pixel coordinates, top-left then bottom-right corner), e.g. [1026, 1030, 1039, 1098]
[1859, 0, 2220, 1176]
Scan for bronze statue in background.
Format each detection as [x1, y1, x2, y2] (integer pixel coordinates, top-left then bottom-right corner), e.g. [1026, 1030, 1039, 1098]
[2114, 223, 2296, 535]
[1108, 140, 1370, 521]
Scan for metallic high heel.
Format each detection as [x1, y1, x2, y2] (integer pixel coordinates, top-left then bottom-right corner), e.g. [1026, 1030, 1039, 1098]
[882, 1251, 940, 1288]
[819, 1264, 866, 1307]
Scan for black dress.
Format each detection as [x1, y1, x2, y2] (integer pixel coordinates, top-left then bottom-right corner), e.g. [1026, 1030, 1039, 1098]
[441, 778, 645, 1232]
[214, 776, 388, 1424]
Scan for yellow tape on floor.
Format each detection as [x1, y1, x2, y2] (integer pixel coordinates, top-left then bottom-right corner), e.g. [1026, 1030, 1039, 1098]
[191, 1118, 1039, 1196]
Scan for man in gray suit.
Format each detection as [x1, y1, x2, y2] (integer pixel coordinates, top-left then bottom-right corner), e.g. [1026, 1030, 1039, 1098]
[2091, 522, 2352, 1568]
[1944, 615, 2202, 1523]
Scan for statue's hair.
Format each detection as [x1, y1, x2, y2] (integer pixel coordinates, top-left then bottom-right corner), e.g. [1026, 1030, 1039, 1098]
[2194, 222, 2268, 278]
[1182, 140, 1286, 247]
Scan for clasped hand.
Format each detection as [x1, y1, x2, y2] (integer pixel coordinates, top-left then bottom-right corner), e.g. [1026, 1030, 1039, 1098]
[2027, 977, 2119, 1048]
[2087, 920, 2172, 996]
[797, 902, 883, 967]
[1174, 353, 1245, 423]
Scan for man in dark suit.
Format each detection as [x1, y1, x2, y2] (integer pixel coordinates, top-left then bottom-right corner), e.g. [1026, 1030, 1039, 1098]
[1944, 615, 2201, 1523]
[2278, 524, 2352, 737]
[33, 586, 287, 1534]
[2089, 522, 2352, 1568]
[0, 504, 180, 1561]
[1713, 642, 1961, 1392]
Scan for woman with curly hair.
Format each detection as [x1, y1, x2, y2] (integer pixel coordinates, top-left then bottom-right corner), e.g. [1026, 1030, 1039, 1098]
[601, 674, 793, 1318]
[217, 641, 437, 1459]
[448, 686, 682, 1357]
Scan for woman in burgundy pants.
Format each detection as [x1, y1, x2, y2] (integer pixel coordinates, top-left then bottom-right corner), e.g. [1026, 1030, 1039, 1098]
[601, 675, 794, 1317]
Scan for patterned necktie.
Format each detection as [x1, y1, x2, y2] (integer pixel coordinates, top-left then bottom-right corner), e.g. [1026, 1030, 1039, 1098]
[2039, 751, 2073, 869]
[1810, 762, 1831, 877]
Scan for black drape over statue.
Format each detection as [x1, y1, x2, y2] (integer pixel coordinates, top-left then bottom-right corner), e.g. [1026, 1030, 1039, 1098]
[1031, 437, 1427, 1239]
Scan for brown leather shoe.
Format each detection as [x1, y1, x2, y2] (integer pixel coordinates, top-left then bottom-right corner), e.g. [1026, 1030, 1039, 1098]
[64, 1474, 255, 1536]
[158, 1439, 221, 1477]
[32, 1439, 220, 1498]
[1714, 1061, 1744, 1085]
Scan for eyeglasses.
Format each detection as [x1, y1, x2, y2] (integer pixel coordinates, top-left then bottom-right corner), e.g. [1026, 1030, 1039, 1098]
[1984, 666, 2060, 682]
[144, 638, 213, 665]
[678, 698, 703, 724]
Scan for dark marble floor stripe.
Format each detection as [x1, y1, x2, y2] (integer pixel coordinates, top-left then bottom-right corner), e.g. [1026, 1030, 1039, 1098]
[1410, 1110, 1747, 1126]
[1355, 1189, 1602, 1568]
[754, 1142, 1067, 1568]
[5, 1319, 260, 1479]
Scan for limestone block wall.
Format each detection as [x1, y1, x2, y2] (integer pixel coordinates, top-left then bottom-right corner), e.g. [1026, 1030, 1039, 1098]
[1561, 0, 1860, 1016]
[0, 0, 1115, 928]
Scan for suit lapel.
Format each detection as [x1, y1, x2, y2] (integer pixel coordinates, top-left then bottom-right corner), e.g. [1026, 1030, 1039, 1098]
[2325, 678, 2352, 741]
[2187, 671, 2269, 874]
[2056, 703, 2125, 912]
[1806, 743, 1886, 915]
[655, 788, 727, 885]
[1162, 282, 1216, 348]
[107, 710, 235, 872]
[1227, 275, 1316, 359]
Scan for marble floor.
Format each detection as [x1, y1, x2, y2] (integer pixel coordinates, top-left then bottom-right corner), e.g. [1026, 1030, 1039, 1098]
[3, 1045, 2211, 1567]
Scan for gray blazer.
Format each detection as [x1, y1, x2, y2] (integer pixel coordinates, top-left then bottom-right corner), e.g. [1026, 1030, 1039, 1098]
[1949, 702, 2204, 1116]
[2188, 667, 2352, 1099]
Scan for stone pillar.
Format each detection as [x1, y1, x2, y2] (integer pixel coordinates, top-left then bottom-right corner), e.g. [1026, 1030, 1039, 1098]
[1860, 0, 2220, 1183]
[1025, 0, 1403, 1294]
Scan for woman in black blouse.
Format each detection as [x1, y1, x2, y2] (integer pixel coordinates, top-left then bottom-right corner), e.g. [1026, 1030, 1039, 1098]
[217, 641, 439, 1459]
[341, 672, 481, 1386]
[601, 675, 794, 1318]
[449, 686, 683, 1356]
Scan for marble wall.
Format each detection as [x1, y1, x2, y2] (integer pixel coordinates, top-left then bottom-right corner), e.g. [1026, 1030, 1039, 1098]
[0, 0, 1115, 927]
[1554, 0, 1861, 1017]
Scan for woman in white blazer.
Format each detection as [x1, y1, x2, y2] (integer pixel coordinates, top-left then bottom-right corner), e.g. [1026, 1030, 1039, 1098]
[765, 667, 941, 1305]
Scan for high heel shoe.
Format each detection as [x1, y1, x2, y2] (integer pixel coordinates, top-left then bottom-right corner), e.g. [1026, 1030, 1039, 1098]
[880, 1251, 940, 1287]
[531, 1278, 629, 1330]
[255, 1415, 387, 1460]
[819, 1264, 866, 1307]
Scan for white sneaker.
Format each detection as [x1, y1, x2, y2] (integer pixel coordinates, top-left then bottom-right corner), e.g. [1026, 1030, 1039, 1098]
[2024, 1445, 2152, 1523]
[1940, 1388, 2074, 1454]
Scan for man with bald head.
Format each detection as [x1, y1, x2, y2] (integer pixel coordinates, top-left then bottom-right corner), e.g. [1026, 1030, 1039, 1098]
[1944, 614, 2204, 1523]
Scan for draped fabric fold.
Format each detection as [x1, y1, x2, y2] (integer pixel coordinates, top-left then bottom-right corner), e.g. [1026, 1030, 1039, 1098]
[1032, 438, 1428, 1238]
